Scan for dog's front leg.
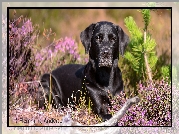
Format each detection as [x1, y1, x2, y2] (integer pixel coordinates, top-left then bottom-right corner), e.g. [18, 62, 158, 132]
[92, 95, 112, 121]
[86, 87, 112, 121]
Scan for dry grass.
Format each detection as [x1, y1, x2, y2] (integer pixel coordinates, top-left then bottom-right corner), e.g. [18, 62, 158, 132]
[9, 82, 102, 126]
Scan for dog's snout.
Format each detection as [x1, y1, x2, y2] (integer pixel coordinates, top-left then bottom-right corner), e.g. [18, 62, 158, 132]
[101, 47, 111, 56]
[103, 50, 109, 56]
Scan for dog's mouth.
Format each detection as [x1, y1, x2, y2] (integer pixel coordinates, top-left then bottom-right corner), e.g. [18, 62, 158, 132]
[98, 54, 113, 68]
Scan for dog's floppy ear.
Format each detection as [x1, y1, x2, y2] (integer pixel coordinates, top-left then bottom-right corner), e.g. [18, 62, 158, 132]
[80, 23, 96, 54]
[116, 26, 130, 56]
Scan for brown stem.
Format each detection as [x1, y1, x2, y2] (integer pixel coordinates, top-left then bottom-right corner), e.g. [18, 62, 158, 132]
[144, 30, 153, 82]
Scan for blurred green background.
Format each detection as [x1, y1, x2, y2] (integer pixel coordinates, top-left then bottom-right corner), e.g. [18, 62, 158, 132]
[8, 8, 171, 65]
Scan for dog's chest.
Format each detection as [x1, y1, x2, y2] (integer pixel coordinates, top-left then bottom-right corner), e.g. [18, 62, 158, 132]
[81, 74, 115, 96]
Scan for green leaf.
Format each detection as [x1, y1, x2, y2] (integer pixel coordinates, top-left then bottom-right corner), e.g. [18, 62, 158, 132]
[124, 16, 143, 39]
[144, 36, 157, 52]
[132, 43, 143, 52]
[141, 9, 151, 30]
[124, 52, 139, 72]
[148, 55, 158, 69]
[161, 66, 170, 78]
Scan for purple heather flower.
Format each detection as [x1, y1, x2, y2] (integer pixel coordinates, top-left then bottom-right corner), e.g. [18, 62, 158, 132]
[48, 49, 53, 57]
[141, 110, 145, 117]
[35, 53, 42, 61]
[23, 20, 33, 33]
[85, 57, 89, 63]
[139, 83, 143, 88]
[157, 95, 161, 101]
[128, 116, 133, 120]
[70, 49, 74, 55]
[11, 27, 17, 33]
[66, 45, 70, 51]
[147, 120, 153, 126]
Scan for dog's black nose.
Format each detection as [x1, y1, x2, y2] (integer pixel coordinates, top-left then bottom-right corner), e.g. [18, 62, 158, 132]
[103, 50, 109, 56]
[101, 47, 111, 57]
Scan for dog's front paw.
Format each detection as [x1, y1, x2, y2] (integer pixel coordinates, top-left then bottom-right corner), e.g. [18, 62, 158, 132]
[102, 114, 112, 122]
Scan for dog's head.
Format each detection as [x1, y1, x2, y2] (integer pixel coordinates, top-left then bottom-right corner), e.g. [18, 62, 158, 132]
[80, 21, 129, 68]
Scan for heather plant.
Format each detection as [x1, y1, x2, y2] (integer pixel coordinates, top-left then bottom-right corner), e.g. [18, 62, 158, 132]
[9, 14, 39, 97]
[108, 80, 171, 126]
[8, 11, 90, 126]
[34, 36, 88, 76]
[9, 79, 171, 126]
[71, 96, 102, 125]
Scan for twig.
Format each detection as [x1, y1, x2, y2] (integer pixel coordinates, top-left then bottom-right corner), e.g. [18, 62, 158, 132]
[58, 96, 140, 134]
[17, 80, 41, 84]
[144, 30, 153, 82]
[62, 96, 140, 126]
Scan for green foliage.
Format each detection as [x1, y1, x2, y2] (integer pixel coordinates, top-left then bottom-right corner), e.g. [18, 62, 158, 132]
[139, 9, 151, 30]
[124, 16, 143, 77]
[122, 9, 171, 97]
[124, 15, 158, 80]
[161, 65, 170, 79]
[124, 16, 143, 41]
[122, 9, 168, 97]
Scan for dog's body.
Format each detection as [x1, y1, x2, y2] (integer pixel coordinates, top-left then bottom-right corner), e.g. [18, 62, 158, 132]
[39, 21, 129, 121]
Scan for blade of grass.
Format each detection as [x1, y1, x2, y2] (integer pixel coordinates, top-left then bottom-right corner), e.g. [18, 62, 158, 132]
[48, 73, 52, 110]
[88, 98, 91, 125]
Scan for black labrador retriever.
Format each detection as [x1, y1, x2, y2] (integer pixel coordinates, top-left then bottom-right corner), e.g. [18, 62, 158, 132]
[38, 21, 129, 121]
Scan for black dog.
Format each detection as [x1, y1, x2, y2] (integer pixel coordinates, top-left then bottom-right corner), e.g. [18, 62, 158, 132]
[38, 21, 129, 121]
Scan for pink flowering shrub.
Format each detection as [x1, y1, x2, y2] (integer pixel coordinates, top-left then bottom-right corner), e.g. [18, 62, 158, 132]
[9, 16, 39, 95]
[35, 37, 85, 76]
[108, 80, 171, 126]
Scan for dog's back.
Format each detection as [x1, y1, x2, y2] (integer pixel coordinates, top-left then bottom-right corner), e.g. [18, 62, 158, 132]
[39, 64, 85, 108]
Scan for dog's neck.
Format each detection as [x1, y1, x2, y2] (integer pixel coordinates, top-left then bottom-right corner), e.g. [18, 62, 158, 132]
[96, 67, 111, 87]
[88, 58, 118, 88]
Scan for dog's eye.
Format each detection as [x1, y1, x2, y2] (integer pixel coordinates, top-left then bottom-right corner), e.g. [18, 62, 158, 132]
[110, 37, 116, 42]
[108, 34, 116, 42]
[96, 34, 103, 42]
